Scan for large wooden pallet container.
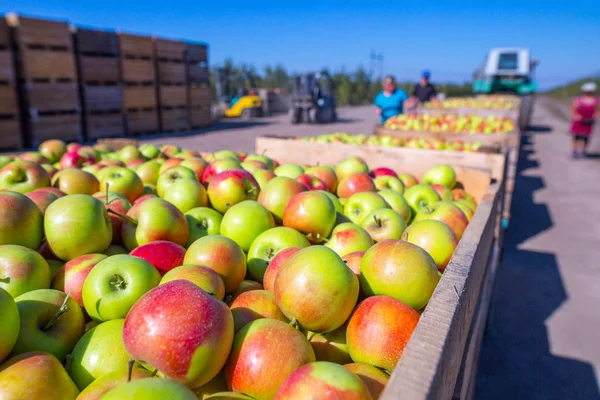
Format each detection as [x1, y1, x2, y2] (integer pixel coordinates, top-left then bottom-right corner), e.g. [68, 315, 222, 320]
[186, 42, 211, 128]
[0, 17, 22, 150]
[155, 38, 189, 132]
[7, 14, 82, 146]
[255, 136, 505, 400]
[118, 33, 159, 135]
[74, 28, 125, 140]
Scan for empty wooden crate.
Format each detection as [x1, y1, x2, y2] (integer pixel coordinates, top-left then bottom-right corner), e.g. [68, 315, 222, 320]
[0, 17, 22, 150]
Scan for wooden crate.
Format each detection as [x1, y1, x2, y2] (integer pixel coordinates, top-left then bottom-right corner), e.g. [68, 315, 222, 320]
[190, 106, 211, 128]
[20, 50, 77, 82]
[121, 59, 156, 83]
[185, 42, 208, 64]
[160, 107, 189, 132]
[126, 109, 159, 135]
[255, 136, 504, 400]
[0, 85, 19, 115]
[156, 39, 186, 87]
[75, 28, 119, 56]
[155, 38, 185, 62]
[158, 62, 186, 84]
[0, 120, 22, 150]
[119, 33, 154, 58]
[0, 18, 22, 150]
[26, 82, 79, 112]
[6, 14, 72, 48]
[28, 113, 81, 145]
[189, 86, 211, 107]
[119, 33, 156, 84]
[75, 28, 120, 84]
[123, 86, 157, 110]
[186, 42, 209, 85]
[82, 85, 123, 112]
[85, 113, 125, 140]
[158, 85, 187, 107]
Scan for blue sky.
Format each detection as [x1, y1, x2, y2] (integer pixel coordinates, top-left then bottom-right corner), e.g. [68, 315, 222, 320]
[5, 0, 599, 89]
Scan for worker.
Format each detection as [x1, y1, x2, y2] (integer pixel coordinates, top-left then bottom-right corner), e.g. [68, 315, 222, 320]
[411, 69, 438, 104]
[570, 82, 599, 158]
[374, 75, 409, 123]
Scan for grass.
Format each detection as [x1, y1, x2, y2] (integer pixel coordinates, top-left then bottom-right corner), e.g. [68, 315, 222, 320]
[545, 76, 600, 100]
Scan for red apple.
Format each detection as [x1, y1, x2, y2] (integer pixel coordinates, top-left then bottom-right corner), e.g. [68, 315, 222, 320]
[230, 289, 288, 333]
[413, 201, 469, 240]
[130, 240, 186, 275]
[262, 247, 302, 292]
[325, 223, 373, 257]
[431, 184, 454, 201]
[160, 264, 225, 300]
[296, 174, 328, 191]
[336, 172, 376, 199]
[370, 167, 397, 178]
[344, 363, 390, 399]
[257, 177, 308, 223]
[282, 191, 336, 243]
[158, 157, 184, 175]
[207, 170, 260, 214]
[228, 280, 263, 303]
[201, 158, 242, 185]
[0, 160, 51, 194]
[64, 253, 108, 307]
[25, 189, 60, 215]
[304, 166, 338, 193]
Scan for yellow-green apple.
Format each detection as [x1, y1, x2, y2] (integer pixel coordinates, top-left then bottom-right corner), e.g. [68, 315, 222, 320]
[309, 324, 352, 364]
[118, 145, 143, 164]
[130, 240, 186, 275]
[335, 156, 369, 181]
[52, 168, 99, 195]
[296, 173, 328, 191]
[344, 363, 389, 399]
[374, 175, 405, 193]
[0, 288, 19, 362]
[0, 352, 79, 400]
[230, 289, 288, 333]
[143, 184, 157, 196]
[157, 166, 197, 198]
[246, 227, 310, 283]
[360, 240, 439, 310]
[39, 139, 67, 163]
[121, 197, 189, 250]
[403, 184, 441, 216]
[244, 153, 274, 170]
[92, 190, 132, 245]
[82, 255, 160, 322]
[274, 246, 358, 332]
[361, 208, 406, 242]
[228, 280, 263, 303]
[74, 366, 151, 400]
[431, 184, 454, 201]
[224, 319, 315, 399]
[378, 189, 412, 224]
[210, 149, 240, 162]
[160, 265, 225, 299]
[207, 170, 260, 214]
[325, 222, 373, 257]
[18, 152, 50, 164]
[398, 173, 418, 188]
[136, 160, 161, 185]
[316, 190, 343, 213]
[257, 176, 308, 223]
[12, 289, 85, 360]
[370, 167, 397, 178]
[163, 178, 208, 213]
[139, 143, 161, 159]
[337, 172, 376, 199]
[25, 188, 60, 215]
[0, 155, 12, 168]
[422, 164, 457, 189]
[68, 319, 129, 390]
[41, 163, 58, 178]
[203, 392, 258, 399]
[201, 158, 242, 185]
[274, 361, 371, 400]
[192, 371, 228, 399]
[283, 191, 336, 243]
[126, 159, 145, 169]
[0, 191, 43, 249]
[99, 166, 144, 203]
[0, 245, 51, 297]
[0, 160, 51, 193]
[161, 144, 181, 158]
[221, 201, 275, 252]
[252, 169, 276, 189]
[45, 195, 112, 260]
[158, 157, 184, 174]
[101, 377, 197, 399]
[184, 235, 247, 293]
[123, 280, 234, 387]
[413, 201, 469, 240]
[104, 244, 128, 256]
[342, 251, 364, 278]
[177, 149, 197, 159]
[64, 254, 108, 307]
[185, 207, 223, 246]
[454, 201, 475, 221]
[262, 247, 302, 292]
[304, 166, 338, 193]
[403, 219, 458, 272]
[346, 295, 420, 371]
[181, 157, 209, 180]
[98, 159, 124, 168]
[274, 163, 304, 178]
[452, 188, 476, 203]
[343, 192, 389, 225]
[50, 265, 65, 291]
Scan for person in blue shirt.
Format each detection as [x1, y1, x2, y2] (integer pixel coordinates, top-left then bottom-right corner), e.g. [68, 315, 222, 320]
[374, 75, 409, 123]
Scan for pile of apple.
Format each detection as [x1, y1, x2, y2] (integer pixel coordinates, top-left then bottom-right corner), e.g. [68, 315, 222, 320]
[0, 139, 478, 400]
[383, 113, 515, 134]
[423, 95, 517, 110]
[297, 132, 483, 152]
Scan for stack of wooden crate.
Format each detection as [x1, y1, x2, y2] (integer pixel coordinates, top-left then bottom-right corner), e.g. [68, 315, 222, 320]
[8, 14, 81, 147]
[74, 28, 125, 140]
[0, 18, 21, 150]
[155, 38, 189, 132]
[186, 42, 211, 128]
[119, 33, 159, 135]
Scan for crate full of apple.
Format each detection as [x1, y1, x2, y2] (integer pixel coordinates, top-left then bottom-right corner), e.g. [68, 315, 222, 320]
[0, 139, 482, 400]
[383, 113, 516, 134]
[423, 95, 518, 110]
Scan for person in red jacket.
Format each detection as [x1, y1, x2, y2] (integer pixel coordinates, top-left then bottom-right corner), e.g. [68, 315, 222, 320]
[570, 82, 599, 158]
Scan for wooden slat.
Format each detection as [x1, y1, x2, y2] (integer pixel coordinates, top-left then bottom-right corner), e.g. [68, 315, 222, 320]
[82, 85, 124, 112]
[158, 62, 185, 84]
[189, 86, 211, 106]
[185, 43, 207, 63]
[158, 85, 187, 107]
[76, 28, 119, 55]
[79, 56, 121, 82]
[126, 109, 158, 133]
[85, 113, 125, 139]
[187, 64, 210, 84]
[29, 114, 81, 144]
[96, 138, 138, 150]
[26, 83, 79, 112]
[121, 59, 155, 82]
[123, 86, 157, 109]
[190, 106, 211, 128]
[0, 85, 19, 115]
[0, 120, 22, 149]
[0, 52, 15, 82]
[0, 18, 10, 48]
[119, 33, 154, 57]
[155, 38, 185, 61]
[20, 49, 77, 81]
[160, 108, 189, 131]
[7, 14, 72, 48]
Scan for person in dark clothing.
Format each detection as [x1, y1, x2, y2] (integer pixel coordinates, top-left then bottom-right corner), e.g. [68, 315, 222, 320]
[412, 70, 437, 102]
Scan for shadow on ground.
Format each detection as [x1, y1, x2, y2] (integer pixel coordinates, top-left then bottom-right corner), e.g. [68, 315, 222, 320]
[475, 132, 600, 399]
[527, 125, 553, 133]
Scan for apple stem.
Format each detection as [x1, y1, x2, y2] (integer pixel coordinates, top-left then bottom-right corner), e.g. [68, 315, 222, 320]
[107, 208, 138, 226]
[150, 368, 159, 377]
[105, 182, 110, 205]
[307, 331, 317, 342]
[289, 318, 299, 329]
[373, 215, 382, 228]
[127, 359, 135, 382]
[110, 274, 127, 291]
[64, 354, 72, 371]
[43, 289, 72, 331]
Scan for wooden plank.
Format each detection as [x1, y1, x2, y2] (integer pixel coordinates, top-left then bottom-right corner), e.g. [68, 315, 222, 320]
[158, 85, 187, 107]
[0, 120, 22, 149]
[20, 49, 77, 81]
[96, 138, 138, 150]
[189, 86, 211, 106]
[155, 38, 185, 61]
[190, 106, 211, 128]
[79, 56, 120, 83]
[123, 86, 157, 109]
[29, 114, 81, 145]
[0, 85, 19, 115]
[158, 62, 186, 84]
[187, 64, 210, 84]
[185, 43, 208, 63]
[126, 109, 158, 134]
[0, 52, 15, 82]
[160, 108, 189, 131]
[82, 85, 124, 112]
[7, 14, 72, 48]
[121, 59, 155, 82]
[0, 18, 10, 48]
[85, 113, 125, 140]
[75, 28, 119, 55]
[26, 83, 80, 112]
[118, 33, 154, 57]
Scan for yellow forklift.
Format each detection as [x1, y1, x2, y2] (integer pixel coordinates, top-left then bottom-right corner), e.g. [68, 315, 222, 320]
[215, 67, 263, 119]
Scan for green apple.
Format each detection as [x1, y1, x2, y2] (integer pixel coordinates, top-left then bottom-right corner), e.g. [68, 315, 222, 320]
[211, 150, 241, 162]
[185, 207, 223, 247]
[104, 244, 129, 256]
[252, 169, 276, 189]
[309, 324, 352, 364]
[0, 160, 51, 193]
[282, 191, 336, 244]
[317, 190, 343, 213]
[221, 201, 276, 252]
[361, 208, 406, 242]
[136, 161, 161, 185]
[157, 166, 197, 198]
[162, 178, 208, 213]
[335, 156, 369, 181]
[378, 189, 412, 224]
[101, 377, 197, 399]
[0, 155, 13, 168]
[403, 219, 458, 272]
[422, 164, 457, 189]
[431, 184, 454, 202]
[244, 154, 274, 170]
[374, 175, 405, 193]
[274, 164, 305, 179]
[82, 255, 161, 322]
[0, 288, 19, 362]
[241, 160, 268, 174]
[257, 176, 308, 223]
[398, 173, 419, 188]
[0, 245, 51, 298]
[99, 166, 144, 203]
[0, 192, 43, 250]
[403, 184, 441, 217]
[453, 201, 475, 221]
[75, 367, 152, 400]
[139, 143, 161, 159]
[160, 265, 226, 300]
[325, 223, 373, 257]
[118, 145, 143, 164]
[413, 201, 469, 240]
[52, 168, 100, 195]
[343, 192, 389, 225]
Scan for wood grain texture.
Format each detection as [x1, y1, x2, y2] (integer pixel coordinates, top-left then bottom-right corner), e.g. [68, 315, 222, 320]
[158, 85, 187, 107]
[121, 59, 156, 82]
[82, 85, 124, 111]
[126, 109, 158, 133]
[79, 57, 121, 82]
[75, 28, 119, 55]
[0, 85, 19, 115]
[0, 52, 15, 82]
[185, 43, 208, 63]
[155, 38, 185, 61]
[160, 108, 190, 131]
[20, 50, 77, 81]
[118, 34, 154, 57]
[85, 113, 125, 139]
[28, 114, 81, 144]
[8, 15, 72, 48]
[123, 86, 157, 109]
[27, 83, 80, 111]
[0, 120, 22, 149]
[157, 62, 186, 84]
[189, 86, 211, 107]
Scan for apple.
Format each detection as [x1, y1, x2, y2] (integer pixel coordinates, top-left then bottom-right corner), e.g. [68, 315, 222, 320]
[283, 191, 336, 243]
[337, 172, 376, 199]
[210, 149, 241, 162]
[325, 222, 373, 257]
[378, 189, 412, 224]
[335, 156, 369, 181]
[121, 197, 189, 251]
[403, 219, 458, 272]
[184, 235, 247, 293]
[98, 166, 144, 203]
[398, 173, 418, 189]
[0, 160, 51, 193]
[136, 161, 161, 185]
[274, 163, 304, 179]
[341, 251, 364, 278]
[370, 167, 397, 178]
[201, 158, 242, 185]
[0, 245, 51, 297]
[39, 139, 67, 163]
[139, 143, 161, 159]
[12, 289, 85, 361]
[316, 190, 343, 213]
[344, 363, 390, 400]
[51, 265, 65, 291]
[157, 166, 197, 198]
[82, 255, 161, 322]
[347, 295, 420, 371]
[104, 244, 128, 256]
[431, 183, 454, 202]
[309, 324, 352, 364]
[252, 169, 276, 189]
[192, 372, 228, 399]
[68, 319, 129, 390]
[221, 200, 275, 252]
[158, 157, 184, 174]
[343, 192, 389, 225]
[0, 155, 12, 168]
[452, 188, 476, 204]
[257, 176, 308, 223]
[0, 192, 43, 249]
[454, 201, 475, 221]
[413, 201, 469, 240]
[64, 253, 108, 307]
[230, 289, 288, 332]
[403, 184, 441, 217]
[296, 173, 328, 191]
[304, 166, 338, 193]
[246, 227, 310, 283]
[0, 352, 79, 400]
[92, 191, 131, 245]
[163, 178, 208, 213]
[101, 378, 197, 399]
[185, 207, 223, 246]
[0, 288, 19, 362]
[207, 170, 260, 214]
[242, 159, 268, 175]
[160, 264, 225, 299]
[422, 164, 457, 189]
[25, 188, 60, 215]
[374, 175, 405, 193]
[118, 145, 143, 164]
[52, 168, 99, 195]
[75, 367, 151, 400]
[274, 361, 372, 400]
[225, 319, 315, 399]
[275, 246, 358, 333]
[244, 153, 274, 170]
[124, 280, 234, 387]
[360, 240, 439, 310]
[262, 247, 302, 292]
[18, 151, 50, 165]
[129, 240, 186, 275]
[41, 163, 58, 178]
[181, 157, 209, 180]
[361, 208, 406, 242]
[45, 195, 112, 261]
[228, 280, 263, 303]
